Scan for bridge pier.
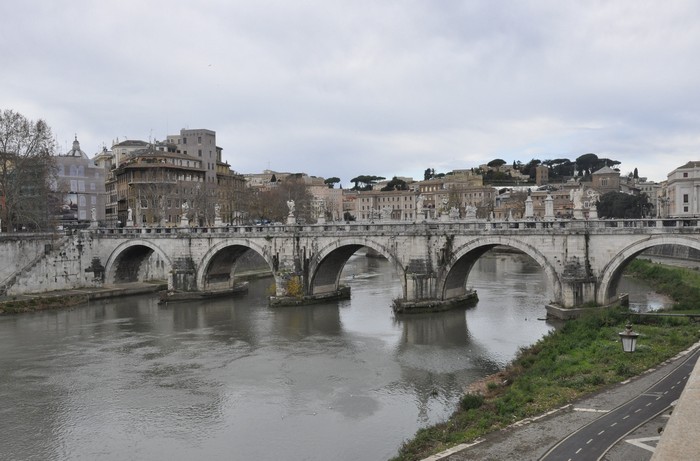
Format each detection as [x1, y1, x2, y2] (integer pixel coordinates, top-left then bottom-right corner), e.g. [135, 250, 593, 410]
[560, 279, 598, 307]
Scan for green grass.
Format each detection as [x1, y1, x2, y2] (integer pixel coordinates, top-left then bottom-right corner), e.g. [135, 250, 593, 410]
[626, 258, 700, 311]
[390, 308, 700, 461]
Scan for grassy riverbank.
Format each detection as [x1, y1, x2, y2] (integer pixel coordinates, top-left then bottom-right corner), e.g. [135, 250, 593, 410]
[391, 308, 700, 461]
[625, 258, 700, 312]
[392, 259, 700, 460]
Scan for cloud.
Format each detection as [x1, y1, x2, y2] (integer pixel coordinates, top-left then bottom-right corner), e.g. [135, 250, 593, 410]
[2, 0, 700, 184]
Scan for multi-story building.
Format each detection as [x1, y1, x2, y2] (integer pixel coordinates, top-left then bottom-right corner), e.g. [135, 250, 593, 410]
[54, 136, 106, 225]
[166, 129, 218, 185]
[666, 161, 700, 216]
[111, 146, 206, 227]
[354, 188, 417, 221]
[216, 153, 246, 225]
[417, 170, 493, 219]
[103, 128, 245, 227]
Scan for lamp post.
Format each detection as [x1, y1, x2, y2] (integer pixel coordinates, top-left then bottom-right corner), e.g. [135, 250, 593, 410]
[619, 322, 639, 352]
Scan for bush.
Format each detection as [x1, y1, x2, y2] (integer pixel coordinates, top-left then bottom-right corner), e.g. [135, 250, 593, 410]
[459, 393, 484, 411]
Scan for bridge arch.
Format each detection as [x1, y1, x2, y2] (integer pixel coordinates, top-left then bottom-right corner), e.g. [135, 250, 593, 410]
[104, 239, 172, 286]
[196, 239, 274, 292]
[443, 235, 562, 303]
[598, 235, 700, 305]
[308, 238, 406, 298]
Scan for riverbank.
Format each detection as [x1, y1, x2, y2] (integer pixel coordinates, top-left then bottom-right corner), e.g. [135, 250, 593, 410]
[0, 282, 165, 314]
[392, 259, 700, 461]
[391, 307, 700, 461]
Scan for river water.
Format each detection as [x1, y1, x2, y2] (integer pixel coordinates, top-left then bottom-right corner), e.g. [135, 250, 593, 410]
[0, 251, 665, 461]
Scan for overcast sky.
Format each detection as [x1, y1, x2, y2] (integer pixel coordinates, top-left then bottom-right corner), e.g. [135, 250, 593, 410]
[2, 1, 699, 185]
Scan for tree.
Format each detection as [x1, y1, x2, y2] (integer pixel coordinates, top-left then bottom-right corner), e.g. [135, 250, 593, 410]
[597, 192, 652, 218]
[424, 168, 435, 181]
[0, 109, 58, 231]
[575, 153, 598, 177]
[520, 159, 541, 179]
[324, 177, 341, 188]
[350, 175, 385, 191]
[487, 159, 507, 168]
[380, 176, 408, 191]
[242, 175, 315, 224]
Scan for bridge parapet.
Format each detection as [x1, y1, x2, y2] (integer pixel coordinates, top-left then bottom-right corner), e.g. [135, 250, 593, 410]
[87, 217, 700, 238]
[5, 218, 700, 310]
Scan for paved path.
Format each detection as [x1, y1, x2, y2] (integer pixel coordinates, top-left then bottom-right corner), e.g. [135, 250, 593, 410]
[433, 342, 700, 461]
[540, 348, 699, 460]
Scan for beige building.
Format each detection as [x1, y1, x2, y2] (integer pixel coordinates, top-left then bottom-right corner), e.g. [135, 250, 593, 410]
[667, 161, 700, 216]
[354, 188, 417, 221]
[417, 171, 493, 219]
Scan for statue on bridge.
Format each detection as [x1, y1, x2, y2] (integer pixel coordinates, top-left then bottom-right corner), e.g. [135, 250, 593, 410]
[180, 201, 190, 227]
[381, 206, 393, 221]
[570, 187, 585, 219]
[286, 199, 296, 225]
[465, 205, 477, 220]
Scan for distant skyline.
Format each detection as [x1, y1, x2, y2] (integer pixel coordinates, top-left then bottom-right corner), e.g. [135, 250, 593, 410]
[3, 1, 699, 185]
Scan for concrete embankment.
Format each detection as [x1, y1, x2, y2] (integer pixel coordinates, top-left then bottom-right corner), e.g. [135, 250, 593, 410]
[0, 282, 165, 314]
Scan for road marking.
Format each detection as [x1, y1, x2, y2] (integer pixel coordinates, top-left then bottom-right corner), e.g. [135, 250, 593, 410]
[635, 408, 642, 413]
[598, 430, 605, 435]
[587, 439, 593, 444]
[573, 407, 609, 413]
[623, 415, 630, 419]
[611, 422, 618, 427]
[625, 436, 660, 453]
[646, 402, 652, 407]
[576, 448, 582, 454]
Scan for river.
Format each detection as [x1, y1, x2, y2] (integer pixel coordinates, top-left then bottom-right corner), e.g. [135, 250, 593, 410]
[0, 251, 666, 461]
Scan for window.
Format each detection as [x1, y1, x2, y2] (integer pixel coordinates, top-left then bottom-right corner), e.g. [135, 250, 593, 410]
[198, 149, 202, 157]
[601, 178, 608, 186]
[183, 137, 187, 144]
[198, 136, 202, 143]
[684, 172, 689, 178]
[684, 194, 689, 203]
[684, 206, 689, 212]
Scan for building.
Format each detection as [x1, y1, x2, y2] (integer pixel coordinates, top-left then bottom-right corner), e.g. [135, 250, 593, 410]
[417, 171, 494, 219]
[666, 161, 700, 216]
[354, 188, 417, 221]
[54, 136, 106, 225]
[590, 166, 620, 195]
[110, 146, 207, 227]
[166, 129, 218, 185]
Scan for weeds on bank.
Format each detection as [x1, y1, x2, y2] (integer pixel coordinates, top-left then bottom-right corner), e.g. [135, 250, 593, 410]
[0, 295, 88, 314]
[626, 258, 700, 311]
[391, 308, 700, 461]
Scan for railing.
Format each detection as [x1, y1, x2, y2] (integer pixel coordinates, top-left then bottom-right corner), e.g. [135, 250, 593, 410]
[80, 217, 700, 237]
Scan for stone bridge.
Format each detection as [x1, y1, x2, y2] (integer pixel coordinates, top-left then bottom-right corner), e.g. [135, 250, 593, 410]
[3, 218, 700, 311]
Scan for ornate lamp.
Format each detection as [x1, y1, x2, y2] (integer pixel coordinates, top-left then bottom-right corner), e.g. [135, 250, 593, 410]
[619, 322, 639, 352]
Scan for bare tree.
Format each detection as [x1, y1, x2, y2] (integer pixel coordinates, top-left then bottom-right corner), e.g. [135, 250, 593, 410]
[0, 110, 57, 231]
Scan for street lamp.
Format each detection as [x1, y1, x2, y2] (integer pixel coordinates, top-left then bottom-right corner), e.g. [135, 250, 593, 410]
[619, 322, 639, 352]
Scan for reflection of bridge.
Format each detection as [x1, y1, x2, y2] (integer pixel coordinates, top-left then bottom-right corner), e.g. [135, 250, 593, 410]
[3, 218, 700, 310]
